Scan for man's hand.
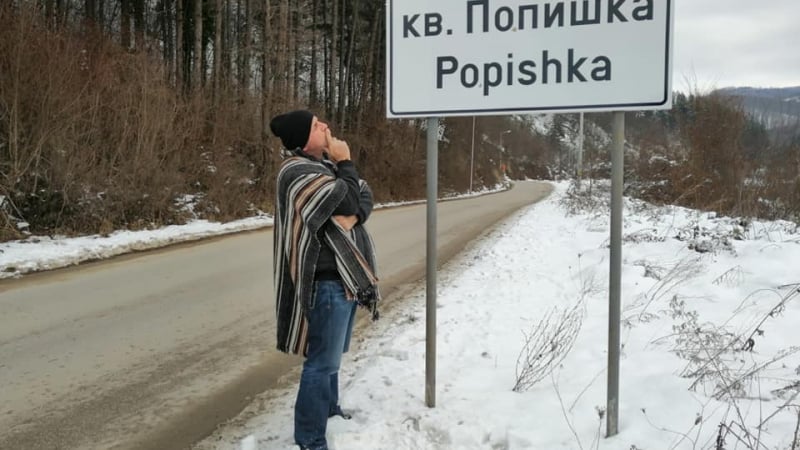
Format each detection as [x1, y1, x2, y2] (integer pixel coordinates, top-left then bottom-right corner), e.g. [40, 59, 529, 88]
[325, 129, 351, 162]
[333, 215, 358, 231]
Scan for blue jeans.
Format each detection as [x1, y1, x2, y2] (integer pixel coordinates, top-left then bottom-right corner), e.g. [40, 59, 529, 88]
[294, 280, 357, 449]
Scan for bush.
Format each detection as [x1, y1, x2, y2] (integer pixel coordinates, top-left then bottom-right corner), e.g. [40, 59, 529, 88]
[0, 8, 267, 236]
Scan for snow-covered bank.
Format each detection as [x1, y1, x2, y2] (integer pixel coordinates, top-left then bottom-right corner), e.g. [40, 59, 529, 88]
[0, 217, 273, 279]
[0, 185, 507, 279]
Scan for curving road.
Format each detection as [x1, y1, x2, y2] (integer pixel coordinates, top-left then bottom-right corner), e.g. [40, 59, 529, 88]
[0, 181, 552, 450]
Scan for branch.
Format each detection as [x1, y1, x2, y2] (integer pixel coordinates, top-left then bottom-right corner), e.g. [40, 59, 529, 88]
[551, 372, 584, 450]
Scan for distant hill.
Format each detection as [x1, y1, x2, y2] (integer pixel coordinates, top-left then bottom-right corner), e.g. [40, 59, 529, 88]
[716, 86, 800, 131]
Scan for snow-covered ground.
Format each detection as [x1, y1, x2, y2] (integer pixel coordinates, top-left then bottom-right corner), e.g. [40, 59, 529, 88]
[195, 182, 800, 450]
[3, 181, 799, 449]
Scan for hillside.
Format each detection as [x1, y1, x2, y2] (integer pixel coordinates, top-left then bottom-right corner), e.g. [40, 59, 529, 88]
[716, 86, 800, 131]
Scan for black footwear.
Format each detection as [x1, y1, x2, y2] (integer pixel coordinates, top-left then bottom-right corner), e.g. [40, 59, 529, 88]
[328, 405, 352, 420]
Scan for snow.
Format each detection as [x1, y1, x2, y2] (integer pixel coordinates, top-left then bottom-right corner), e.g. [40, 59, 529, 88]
[193, 182, 799, 450]
[2, 181, 799, 449]
[528, 114, 552, 136]
[0, 217, 272, 278]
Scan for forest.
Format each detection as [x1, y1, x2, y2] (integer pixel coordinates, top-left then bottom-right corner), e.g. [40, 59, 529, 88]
[1, 0, 798, 242]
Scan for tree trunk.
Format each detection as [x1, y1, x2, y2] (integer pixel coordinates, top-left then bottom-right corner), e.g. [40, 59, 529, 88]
[133, 0, 145, 50]
[55, 0, 63, 27]
[213, 0, 222, 100]
[278, 0, 288, 102]
[223, 0, 232, 85]
[161, 0, 174, 84]
[340, 0, 358, 130]
[121, 0, 130, 48]
[241, 0, 251, 93]
[356, 3, 379, 131]
[97, 0, 104, 32]
[221, 0, 228, 84]
[336, 0, 346, 126]
[45, 0, 54, 28]
[83, 0, 95, 28]
[373, 10, 385, 112]
[261, 0, 270, 137]
[55, 0, 71, 27]
[309, 0, 317, 106]
[192, 0, 202, 91]
[202, 13, 210, 86]
[328, 0, 337, 119]
[262, 0, 272, 137]
[235, 0, 241, 92]
[225, 0, 234, 83]
[292, 0, 300, 103]
[176, 0, 184, 90]
[322, 0, 329, 110]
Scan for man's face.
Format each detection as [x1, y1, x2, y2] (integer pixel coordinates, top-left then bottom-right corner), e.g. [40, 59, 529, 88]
[303, 116, 329, 158]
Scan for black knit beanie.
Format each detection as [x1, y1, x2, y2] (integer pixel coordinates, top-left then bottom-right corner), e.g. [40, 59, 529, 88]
[269, 110, 314, 151]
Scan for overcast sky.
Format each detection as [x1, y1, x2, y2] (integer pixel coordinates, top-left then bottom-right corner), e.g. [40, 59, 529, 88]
[674, 0, 800, 90]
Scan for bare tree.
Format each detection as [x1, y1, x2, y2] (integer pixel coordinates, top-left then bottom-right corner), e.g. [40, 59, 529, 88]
[309, 0, 318, 106]
[83, 0, 95, 27]
[261, 0, 272, 133]
[121, 0, 131, 48]
[176, 0, 183, 89]
[192, 0, 202, 91]
[291, 0, 300, 103]
[45, 0, 54, 27]
[133, 0, 145, 50]
[355, 2, 379, 131]
[327, 0, 336, 117]
[159, 0, 175, 84]
[213, 0, 222, 99]
[240, 0, 251, 92]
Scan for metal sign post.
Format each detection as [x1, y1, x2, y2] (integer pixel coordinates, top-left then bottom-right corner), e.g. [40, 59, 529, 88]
[425, 117, 438, 408]
[607, 111, 625, 437]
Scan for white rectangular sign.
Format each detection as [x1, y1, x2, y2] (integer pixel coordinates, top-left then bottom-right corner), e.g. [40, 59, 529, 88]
[386, 0, 674, 118]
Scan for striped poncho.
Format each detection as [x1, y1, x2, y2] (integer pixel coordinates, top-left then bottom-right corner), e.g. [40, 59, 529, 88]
[274, 156, 380, 355]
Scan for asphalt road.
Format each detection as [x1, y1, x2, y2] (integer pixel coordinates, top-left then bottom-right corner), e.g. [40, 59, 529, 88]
[0, 181, 552, 450]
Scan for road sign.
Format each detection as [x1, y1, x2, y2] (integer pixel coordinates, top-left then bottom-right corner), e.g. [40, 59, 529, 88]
[387, 0, 674, 117]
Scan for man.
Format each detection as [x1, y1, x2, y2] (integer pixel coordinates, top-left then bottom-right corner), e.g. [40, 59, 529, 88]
[270, 110, 380, 450]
